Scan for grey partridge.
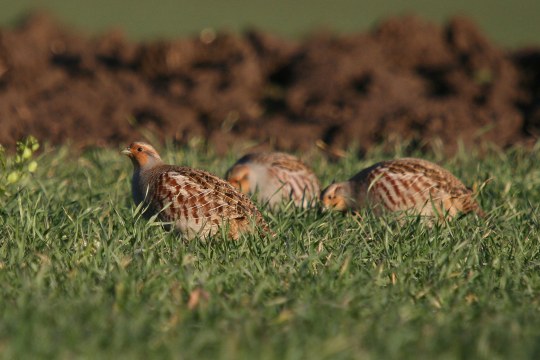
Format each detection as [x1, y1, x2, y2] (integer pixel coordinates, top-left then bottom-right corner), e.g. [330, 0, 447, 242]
[225, 152, 320, 208]
[320, 157, 485, 219]
[122, 142, 271, 240]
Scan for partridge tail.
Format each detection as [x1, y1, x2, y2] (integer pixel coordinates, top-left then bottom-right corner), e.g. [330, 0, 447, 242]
[473, 204, 486, 218]
[257, 215, 276, 238]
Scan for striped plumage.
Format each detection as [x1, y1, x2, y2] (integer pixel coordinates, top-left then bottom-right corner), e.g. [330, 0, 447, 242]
[122, 142, 271, 240]
[320, 158, 484, 218]
[225, 152, 320, 208]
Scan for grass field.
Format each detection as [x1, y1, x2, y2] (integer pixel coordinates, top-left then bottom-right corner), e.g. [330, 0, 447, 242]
[2, 0, 540, 47]
[1, 140, 540, 359]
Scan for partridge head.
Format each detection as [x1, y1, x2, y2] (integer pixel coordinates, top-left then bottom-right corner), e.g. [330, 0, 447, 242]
[122, 141, 271, 240]
[319, 182, 353, 211]
[225, 152, 320, 208]
[321, 158, 485, 219]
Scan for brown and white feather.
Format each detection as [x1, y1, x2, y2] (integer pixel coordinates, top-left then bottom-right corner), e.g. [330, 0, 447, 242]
[226, 152, 320, 208]
[322, 158, 484, 218]
[123, 142, 271, 240]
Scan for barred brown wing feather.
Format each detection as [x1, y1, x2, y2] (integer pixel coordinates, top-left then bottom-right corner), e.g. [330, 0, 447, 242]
[366, 167, 431, 211]
[272, 164, 319, 203]
[363, 159, 482, 216]
[152, 167, 269, 238]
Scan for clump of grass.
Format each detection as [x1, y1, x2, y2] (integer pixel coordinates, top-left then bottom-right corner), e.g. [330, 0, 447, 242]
[0, 140, 539, 359]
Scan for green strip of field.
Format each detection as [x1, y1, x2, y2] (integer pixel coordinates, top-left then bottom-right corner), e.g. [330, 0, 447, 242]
[1, 141, 539, 358]
[2, 0, 540, 47]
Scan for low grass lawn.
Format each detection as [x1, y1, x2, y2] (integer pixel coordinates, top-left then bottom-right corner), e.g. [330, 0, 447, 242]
[1, 140, 539, 359]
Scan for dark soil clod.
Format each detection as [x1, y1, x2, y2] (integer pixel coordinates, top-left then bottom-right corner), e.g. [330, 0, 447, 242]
[0, 12, 538, 153]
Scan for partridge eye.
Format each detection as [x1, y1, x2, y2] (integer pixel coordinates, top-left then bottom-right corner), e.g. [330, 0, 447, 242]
[137, 147, 143, 152]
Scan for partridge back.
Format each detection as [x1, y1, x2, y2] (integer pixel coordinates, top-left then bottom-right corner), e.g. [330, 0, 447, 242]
[144, 165, 270, 239]
[354, 158, 483, 217]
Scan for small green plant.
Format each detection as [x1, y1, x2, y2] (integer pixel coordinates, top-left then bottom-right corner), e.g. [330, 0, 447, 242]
[0, 136, 39, 197]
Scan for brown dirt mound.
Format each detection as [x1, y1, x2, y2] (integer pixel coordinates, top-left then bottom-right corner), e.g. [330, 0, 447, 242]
[0, 13, 538, 154]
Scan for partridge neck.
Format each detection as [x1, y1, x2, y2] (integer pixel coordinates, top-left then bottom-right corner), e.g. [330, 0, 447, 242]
[133, 157, 164, 173]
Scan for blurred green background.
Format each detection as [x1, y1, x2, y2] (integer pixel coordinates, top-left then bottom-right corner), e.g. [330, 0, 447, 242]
[2, 0, 539, 47]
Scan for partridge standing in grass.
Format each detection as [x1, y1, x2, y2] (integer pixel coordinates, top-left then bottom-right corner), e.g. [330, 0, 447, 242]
[225, 152, 320, 208]
[320, 158, 485, 219]
[122, 142, 271, 240]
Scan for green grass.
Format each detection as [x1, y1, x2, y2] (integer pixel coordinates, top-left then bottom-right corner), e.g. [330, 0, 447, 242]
[2, 0, 540, 47]
[1, 140, 540, 359]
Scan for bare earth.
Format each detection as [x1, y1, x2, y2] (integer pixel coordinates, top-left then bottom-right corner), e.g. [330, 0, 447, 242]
[1, 13, 539, 153]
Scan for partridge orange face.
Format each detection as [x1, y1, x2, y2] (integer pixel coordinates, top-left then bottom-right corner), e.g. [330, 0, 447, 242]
[226, 165, 251, 194]
[320, 183, 349, 211]
[121, 142, 162, 168]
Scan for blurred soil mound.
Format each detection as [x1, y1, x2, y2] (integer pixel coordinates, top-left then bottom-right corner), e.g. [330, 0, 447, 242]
[1, 12, 539, 153]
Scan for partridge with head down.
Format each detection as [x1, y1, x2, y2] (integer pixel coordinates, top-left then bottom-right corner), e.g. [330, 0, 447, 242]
[320, 157, 484, 219]
[225, 152, 320, 208]
[122, 142, 271, 240]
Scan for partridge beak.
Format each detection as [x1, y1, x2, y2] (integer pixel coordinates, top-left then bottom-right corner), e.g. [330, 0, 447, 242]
[121, 148, 132, 156]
